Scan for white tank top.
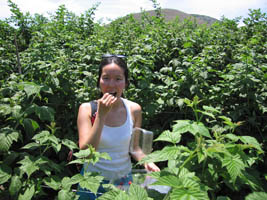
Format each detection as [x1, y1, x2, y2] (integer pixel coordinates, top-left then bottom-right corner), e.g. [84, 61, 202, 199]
[83, 98, 133, 180]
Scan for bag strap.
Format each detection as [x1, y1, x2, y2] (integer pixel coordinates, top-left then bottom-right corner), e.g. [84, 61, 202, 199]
[89, 100, 98, 125]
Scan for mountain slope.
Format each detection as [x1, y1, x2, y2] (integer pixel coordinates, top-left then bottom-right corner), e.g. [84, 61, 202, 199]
[127, 8, 218, 25]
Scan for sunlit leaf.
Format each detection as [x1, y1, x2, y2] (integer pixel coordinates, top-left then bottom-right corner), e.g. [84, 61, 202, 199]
[0, 164, 12, 184]
[0, 128, 20, 152]
[9, 175, 22, 197]
[18, 185, 35, 200]
[154, 130, 181, 144]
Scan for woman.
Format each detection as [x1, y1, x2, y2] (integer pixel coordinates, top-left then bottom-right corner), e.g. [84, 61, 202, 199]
[77, 54, 160, 199]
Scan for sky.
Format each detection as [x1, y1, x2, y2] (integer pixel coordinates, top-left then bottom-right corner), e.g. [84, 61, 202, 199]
[0, 0, 266, 24]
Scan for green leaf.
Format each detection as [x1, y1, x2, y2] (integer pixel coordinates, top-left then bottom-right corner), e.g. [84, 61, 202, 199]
[222, 154, 245, 183]
[62, 139, 78, 150]
[0, 104, 12, 116]
[32, 131, 50, 144]
[152, 174, 181, 188]
[18, 185, 35, 200]
[0, 128, 20, 152]
[61, 177, 73, 190]
[128, 183, 148, 200]
[18, 156, 39, 178]
[22, 118, 39, 135]
[192, 122, 211, 138]
[78, 172, 104, 195]
[73, 148, 92, 158]
[43, 175, 61, 190]
[35, 106, 55, 122]
[202, 106, 220, 113]
[9, 175, 22, 197]
[239, 136, 262, 151]
[172, 120, 191, 134]
[21, 82, 41, 97]
[22, 142, 40, 150]
[225, 134, 239, 142]
[0, 164, 12, 184]
[154, 130, 181, 144]
[12, 105, 22, 119]
[245, 192, 267, 200]
[171, 187, 208, 200]
[138, 146, 181, 164]
[58, 189, 78, 200]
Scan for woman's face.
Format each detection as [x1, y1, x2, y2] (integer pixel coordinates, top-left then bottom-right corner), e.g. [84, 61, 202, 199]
[99, 63, 126, 97]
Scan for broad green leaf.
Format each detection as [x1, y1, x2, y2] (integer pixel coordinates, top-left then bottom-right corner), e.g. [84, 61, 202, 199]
[152, 175, 181, 188]
[239, 136, 262, 151]
[73, 148, 92, 158]
[62, 139, 78, 150]
[18, 185, 35, 200]
[97, 189, 121, 200]
[171, 187, 208, 200]
[9, 175, 22, 197]
[61, 177, 73, 190]
[184, 41, 192, 48]
[197, 148, 207, 163]
[12, 105, 22, 119]
[192, 122, 211, 138]
[225, 134, 239, 142]
[22, 142, 39, 150]
[22, 118, 39, 136]
[172, 120, 191, 134]
[58, 189, 78, 200]
[200, 111, 215, 119]
[203, 106, 220, 113]
[138, 146, 181, 164]
[0, 164, 12, 184]
[128, 183, 148, 200]
[241, 170, 263, 191]
[0, 128, 20, 152]
[222, 154, 245, 183]
[21, 82, 41, 97]
[18, 156, 39, 178]
[78, 172, 104, 195]
[43, 175, 61, 190]
[35, 106, 55, 122]
[0, 104, 12, 116]
[32, 131, 50, 144]
[48, 134, 60, 144]
[245, 192, 267, 200]
[154, 130, 181, 144]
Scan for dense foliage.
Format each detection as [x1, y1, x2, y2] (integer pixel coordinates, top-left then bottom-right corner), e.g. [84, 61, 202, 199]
[0, 0, 266, 199]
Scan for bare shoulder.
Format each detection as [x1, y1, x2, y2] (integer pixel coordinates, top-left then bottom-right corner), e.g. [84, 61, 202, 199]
[126, 99, 142, 113]
[78, 102, 92, 116]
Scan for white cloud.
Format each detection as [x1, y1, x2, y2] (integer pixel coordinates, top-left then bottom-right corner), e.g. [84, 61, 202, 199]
[1, 0, 266, 22]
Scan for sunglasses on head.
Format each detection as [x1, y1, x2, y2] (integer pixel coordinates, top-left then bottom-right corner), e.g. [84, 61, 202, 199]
[102, 54, 126, 58]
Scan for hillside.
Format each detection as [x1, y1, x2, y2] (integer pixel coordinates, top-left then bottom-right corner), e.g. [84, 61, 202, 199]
[126, 8, 218, 25]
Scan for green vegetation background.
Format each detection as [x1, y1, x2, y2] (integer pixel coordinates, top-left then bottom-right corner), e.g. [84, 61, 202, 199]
[0, 0, 266, 199]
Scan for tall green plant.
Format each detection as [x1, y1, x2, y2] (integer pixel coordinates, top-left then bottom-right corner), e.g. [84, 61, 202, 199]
[138, 96, 264, 199]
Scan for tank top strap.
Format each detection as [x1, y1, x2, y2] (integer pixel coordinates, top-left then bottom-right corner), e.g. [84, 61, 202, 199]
[121, 98, 133, 130]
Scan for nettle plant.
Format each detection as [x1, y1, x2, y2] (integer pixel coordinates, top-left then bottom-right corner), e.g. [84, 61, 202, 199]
[137, 96, 264, 200]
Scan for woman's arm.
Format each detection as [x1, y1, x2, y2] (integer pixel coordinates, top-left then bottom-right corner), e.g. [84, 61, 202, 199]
[77, 93, 117, 150]
[130, 102, 160, 172]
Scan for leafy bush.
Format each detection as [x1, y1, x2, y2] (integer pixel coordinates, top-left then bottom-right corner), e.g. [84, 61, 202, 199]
[0, 0, 266, 199]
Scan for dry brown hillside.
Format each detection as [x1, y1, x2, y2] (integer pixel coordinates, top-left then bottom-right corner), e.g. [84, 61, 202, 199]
[127, 8, 218, 25]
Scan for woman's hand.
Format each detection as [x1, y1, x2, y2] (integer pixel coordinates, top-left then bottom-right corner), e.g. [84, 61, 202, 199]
[97, 93, 117, 119]
[144, 162, 160, 172]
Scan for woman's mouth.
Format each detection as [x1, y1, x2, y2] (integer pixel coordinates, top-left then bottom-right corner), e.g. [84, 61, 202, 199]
[109, 92, 117, 97]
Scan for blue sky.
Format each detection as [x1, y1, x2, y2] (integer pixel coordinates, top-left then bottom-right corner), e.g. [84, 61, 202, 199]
[1, 0, 266, 24]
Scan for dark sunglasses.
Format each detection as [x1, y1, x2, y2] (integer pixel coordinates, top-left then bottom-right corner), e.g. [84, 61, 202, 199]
[102, 54, 126, 58]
